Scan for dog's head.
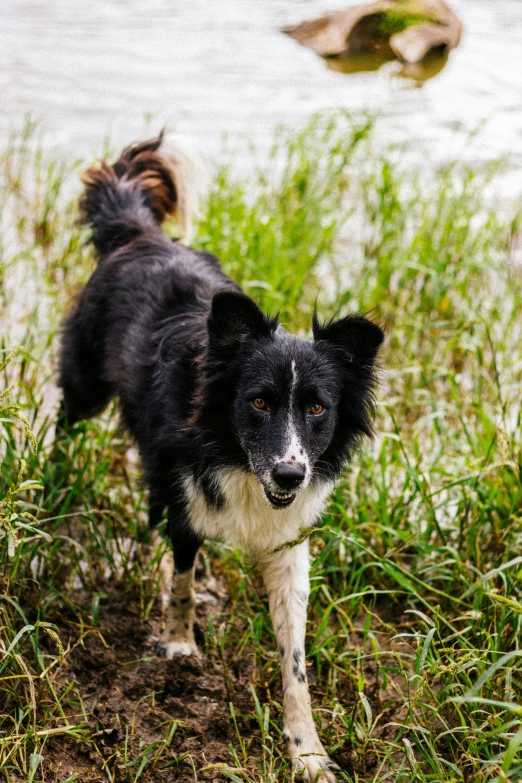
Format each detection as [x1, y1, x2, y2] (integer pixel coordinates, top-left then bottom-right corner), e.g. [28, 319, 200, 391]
[203, 291, 384, 509]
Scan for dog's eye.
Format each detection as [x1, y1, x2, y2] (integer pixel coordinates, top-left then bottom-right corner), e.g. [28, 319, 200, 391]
[309, 403, 324, 416]
[252, 398, 267, 411]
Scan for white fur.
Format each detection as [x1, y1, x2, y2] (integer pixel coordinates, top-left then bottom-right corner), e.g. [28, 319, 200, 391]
[291, 359, 298, 394]
[151, 532, 199, 659]
[158, 132, 208, 245]
[185, 468, 332, 558]
[279, 426, 310, 479]
[276, 359, 310, 481]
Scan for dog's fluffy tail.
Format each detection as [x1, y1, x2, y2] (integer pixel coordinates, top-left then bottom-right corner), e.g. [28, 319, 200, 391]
[79, 131, 207, 256]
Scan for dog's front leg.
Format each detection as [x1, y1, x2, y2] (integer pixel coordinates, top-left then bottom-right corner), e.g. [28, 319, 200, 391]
[153, 511, 202, 658]
[260, 541, 337, 783]
[155, 560, 199, 658]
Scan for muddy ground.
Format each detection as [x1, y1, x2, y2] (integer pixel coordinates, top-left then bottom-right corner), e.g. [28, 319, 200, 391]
[41, 570, 261, 782]
[35, 562, 410, 783]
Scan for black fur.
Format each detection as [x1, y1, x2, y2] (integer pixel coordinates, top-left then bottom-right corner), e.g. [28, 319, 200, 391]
[58, 133, 384, 574]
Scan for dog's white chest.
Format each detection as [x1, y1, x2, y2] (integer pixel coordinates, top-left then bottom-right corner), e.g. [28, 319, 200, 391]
[184, 468, 332, 557]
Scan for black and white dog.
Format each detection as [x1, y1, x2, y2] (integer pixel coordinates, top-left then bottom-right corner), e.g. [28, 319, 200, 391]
[58, 133, 384, 782]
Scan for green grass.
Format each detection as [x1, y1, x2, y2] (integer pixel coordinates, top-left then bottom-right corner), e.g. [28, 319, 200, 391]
[1, 111, 522, 782]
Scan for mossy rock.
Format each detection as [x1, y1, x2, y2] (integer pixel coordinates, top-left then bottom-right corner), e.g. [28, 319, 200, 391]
[283, 0, 462, 65]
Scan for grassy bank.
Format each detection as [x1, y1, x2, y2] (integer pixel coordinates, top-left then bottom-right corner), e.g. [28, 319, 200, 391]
[1, 112, 521, 782]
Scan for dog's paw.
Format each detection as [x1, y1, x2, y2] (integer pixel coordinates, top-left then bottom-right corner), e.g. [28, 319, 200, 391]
[153, 639, 199, 658]
[288, 736, 338, 783]
[294, 752, 338, 783]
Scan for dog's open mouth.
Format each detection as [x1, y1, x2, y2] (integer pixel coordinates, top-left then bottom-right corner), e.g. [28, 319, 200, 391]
[264, 488, 296, 508]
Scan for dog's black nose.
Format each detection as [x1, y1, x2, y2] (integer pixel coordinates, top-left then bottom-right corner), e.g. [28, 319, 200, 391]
[272, 462, 306, 490]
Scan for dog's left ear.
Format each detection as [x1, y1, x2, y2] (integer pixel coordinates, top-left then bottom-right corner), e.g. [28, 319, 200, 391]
[312, 313, 384, 365]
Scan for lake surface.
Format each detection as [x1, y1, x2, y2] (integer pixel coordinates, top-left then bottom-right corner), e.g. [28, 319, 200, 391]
[1, 0, 522, 191]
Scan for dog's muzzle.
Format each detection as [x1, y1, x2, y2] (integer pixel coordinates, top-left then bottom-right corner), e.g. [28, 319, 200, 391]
[264, 462, 306, 508]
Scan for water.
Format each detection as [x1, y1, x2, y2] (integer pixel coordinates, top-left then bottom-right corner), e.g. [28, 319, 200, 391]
[1, 0, 522, 191]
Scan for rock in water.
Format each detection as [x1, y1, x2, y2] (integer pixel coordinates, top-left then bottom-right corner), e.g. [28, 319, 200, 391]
[282, 0, 462, 65]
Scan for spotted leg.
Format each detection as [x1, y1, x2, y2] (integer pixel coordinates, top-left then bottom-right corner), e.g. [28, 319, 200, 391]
[153, 508, 203, 658]
[260, 541, 337, 783]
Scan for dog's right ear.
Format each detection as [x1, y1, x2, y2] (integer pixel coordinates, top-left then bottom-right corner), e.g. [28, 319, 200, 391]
[207, 290, 276, 352]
